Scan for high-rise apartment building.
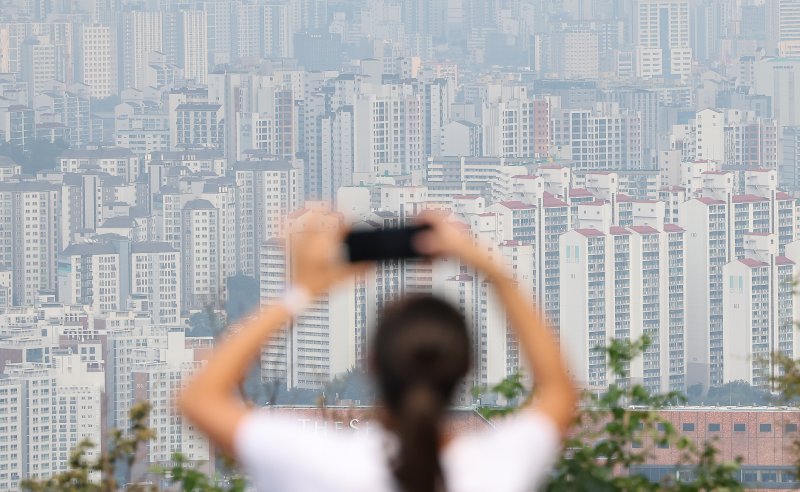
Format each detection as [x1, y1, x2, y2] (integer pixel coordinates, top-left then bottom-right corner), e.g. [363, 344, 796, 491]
[0, 182, 60, 307]
[767, 0, 800, 56]
[481, 85, 549, 158]
[551, 102, 643, 170]
[259, 210, 359, 389]
[130, 330, 212, 478]
[634, 0, 692, 79]
[680, 197, 728, 390]
[754, 57, 800, 130]
[181, 199, 223, 311]
[176, 10, 208, 85]
[560, 223, 686, 393]
[130, 242, 181, 325]
[234, 160, 303, 280]
[57, 243, 121, 313]
[74, 23, 115, 98]
[723, 234, 800, 389]
[59, 147, 140, 183]
[119, 10, 163, 90]
[20, 36, 57, 104]
[174, 103, 225, 151]
[354, 84, 424, 179]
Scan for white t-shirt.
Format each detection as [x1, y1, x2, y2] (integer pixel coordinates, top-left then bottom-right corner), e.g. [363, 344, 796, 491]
[235, 409, 561, 492]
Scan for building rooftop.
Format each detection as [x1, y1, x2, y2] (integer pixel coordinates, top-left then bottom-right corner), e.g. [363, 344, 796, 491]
[630, 225, 659, 234]
[498, 200, 534, 210]
[575, 228, 605, 237]
[731, 194, 768, 203]
[131, 242, 177, 254]
[696, 197, 726, 205]
[183, 199, 215, 210]
[738, 258, 768, 268]
[100, 216, 136, 228]
[569, 188, 594, 198]
[61, 243, 117, 257]
[663, 224, 685, 233]
[542, 192, 568, 207]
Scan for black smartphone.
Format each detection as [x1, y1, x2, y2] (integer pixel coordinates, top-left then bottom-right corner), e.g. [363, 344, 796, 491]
[344, 224, 432, 262]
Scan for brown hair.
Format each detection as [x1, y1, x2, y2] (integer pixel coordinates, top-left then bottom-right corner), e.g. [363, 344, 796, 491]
[372, 295, 470, 492]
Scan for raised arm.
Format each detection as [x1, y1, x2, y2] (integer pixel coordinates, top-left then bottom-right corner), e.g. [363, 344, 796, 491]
[415, 213, 578, 435]
[179, 213, 367, 456]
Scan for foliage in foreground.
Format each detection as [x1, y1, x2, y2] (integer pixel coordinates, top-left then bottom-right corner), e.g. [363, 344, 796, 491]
[476, 337, 743, 492]
[772, 352, 800, 482]
[22, 338, 749, 491]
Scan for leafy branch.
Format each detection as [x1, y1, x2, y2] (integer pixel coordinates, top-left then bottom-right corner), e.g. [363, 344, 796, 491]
[476, 336, 743, 491]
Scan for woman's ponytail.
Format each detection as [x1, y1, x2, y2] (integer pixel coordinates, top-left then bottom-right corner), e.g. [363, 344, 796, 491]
[393, 385, 445, 492]
[373, 295, 471, 492]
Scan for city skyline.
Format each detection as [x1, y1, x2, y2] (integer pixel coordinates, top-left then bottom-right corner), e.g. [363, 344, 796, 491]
[0, 0, 800, 489]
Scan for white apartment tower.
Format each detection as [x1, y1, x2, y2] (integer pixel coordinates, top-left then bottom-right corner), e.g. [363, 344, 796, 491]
[481, 85, 548, 159]
[181, 199, 223, 311]
[0, 377, 23, 490]
[559, 224, 686, 393]
[634, 0, 692, 79]
[353, 84, 424, 180]
[440, 239, 535, 390]
[57, 243, 121, 314]
[0, 182, 61, 307]
[754, 57, 800, 129]
[551, 103, 643, 170]
[74, 23, 115, 98]
[767, 0, 800, 56]
[20, 36, 57, 105]
[680, 197, 728, 390]
[130, 330, 212, 479]
[259, 211, 359, 389]
[178, 10, 208, 85]
[130, 242, 181, 325]
[3, 364, 56, 482]
[723, 234, 800, 390]
[234, 160, 302, 280]
[120, 10, 163, 90]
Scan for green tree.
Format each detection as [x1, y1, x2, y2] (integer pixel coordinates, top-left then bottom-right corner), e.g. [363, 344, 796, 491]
[186, 307, 226, 338]
[0, 138, 67, 175]
[687, 380, 772, 406]
[476, 337, 743, 491]
[29, 138, 69, 173]
[224, 275, 260, 324]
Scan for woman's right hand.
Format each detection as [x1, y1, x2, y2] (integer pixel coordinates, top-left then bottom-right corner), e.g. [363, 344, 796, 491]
[290, 212, 370, 296]
[414, 211, 506, 279]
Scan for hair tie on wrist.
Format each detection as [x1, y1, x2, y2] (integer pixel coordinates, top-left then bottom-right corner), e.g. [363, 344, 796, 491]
[282, 286, 313, 316]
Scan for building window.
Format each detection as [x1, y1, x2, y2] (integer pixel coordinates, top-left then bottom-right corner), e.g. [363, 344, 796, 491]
[760, 424, 772, 433]
[682, 423, 695, 432]
[786, 423, 798, 433]
[708, 423, 721, 432]
[734, 423, 746, 432]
